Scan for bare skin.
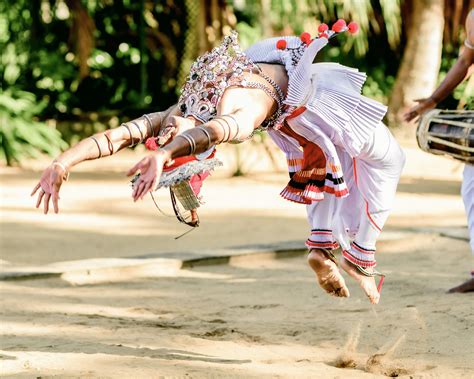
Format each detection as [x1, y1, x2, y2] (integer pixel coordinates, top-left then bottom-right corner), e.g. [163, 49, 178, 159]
[448, 277, 474, 293]
[404, 10, 474, 122]
[31, 64, 286, 212]
[340, 258, 380, 305]
[404, 10, 474, 294]
[307, 249, 350, 298]
[32, 60, 382, 303]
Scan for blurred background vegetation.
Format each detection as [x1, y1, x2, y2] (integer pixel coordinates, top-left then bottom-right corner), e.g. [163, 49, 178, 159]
[0, 0, 472, 166]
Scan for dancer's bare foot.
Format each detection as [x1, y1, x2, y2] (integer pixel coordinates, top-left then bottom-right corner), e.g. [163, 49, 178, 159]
[340, 258, 380, 305]
[447, 278, 474, 293]
[307, 249, 350, 298]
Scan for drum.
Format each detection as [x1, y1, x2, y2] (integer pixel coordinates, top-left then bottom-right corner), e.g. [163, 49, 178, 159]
[416, 109, 474, 163]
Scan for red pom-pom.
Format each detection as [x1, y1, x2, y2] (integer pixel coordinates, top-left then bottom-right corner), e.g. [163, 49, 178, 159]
[318, 23, 329, 33]
[347, 21, 359, 34]
[145, 137, 159, 151]
[331, 19, 346, 32]
[300, 32, 311, 44]
[319, 32, 329, 39]
[276, 39, 287, 50]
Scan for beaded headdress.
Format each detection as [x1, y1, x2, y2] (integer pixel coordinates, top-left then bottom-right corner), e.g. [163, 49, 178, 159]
[275, 20, 358, 65]
[177, 31, 257, 123]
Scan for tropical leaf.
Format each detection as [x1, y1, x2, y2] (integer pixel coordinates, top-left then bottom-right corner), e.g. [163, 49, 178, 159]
[0, 89, 67, 166]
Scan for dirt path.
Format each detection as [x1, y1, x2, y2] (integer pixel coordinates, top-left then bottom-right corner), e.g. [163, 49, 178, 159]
[1, 235, 473, 378]
[1, 144, 473, 377]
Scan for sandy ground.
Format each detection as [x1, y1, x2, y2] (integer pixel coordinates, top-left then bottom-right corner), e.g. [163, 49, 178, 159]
[1, 142, 473, 378]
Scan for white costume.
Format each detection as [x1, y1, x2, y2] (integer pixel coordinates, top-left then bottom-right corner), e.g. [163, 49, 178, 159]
[246, 35, 406, 268]
[462, 164, 474, 253]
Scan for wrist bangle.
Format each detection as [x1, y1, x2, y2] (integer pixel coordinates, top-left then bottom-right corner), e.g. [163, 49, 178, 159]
[52, 161, 67, 171]
[52, 161, 70, 181]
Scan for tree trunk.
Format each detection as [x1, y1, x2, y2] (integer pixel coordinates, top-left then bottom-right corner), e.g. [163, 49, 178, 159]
[65, 0, 96, 80]
[388, 0, 444, 134]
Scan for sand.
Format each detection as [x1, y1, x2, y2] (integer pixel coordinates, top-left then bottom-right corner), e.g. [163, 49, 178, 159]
[1, 142, 473, 378]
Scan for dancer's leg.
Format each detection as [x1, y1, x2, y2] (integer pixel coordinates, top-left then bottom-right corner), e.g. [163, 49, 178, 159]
[306, 198, 350, 298]
[448, 164, 474, 293]
[340, 124, 405, 304]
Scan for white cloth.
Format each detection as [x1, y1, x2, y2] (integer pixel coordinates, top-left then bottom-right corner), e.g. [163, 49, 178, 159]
[306, 123, 405, 266]
[248, 37, 404, 266]
[462, 164, 474, 253]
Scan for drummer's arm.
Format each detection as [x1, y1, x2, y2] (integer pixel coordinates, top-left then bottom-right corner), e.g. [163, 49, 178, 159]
[429, 13, 474, 104]
[404, 16, 474, 122]
[429, 47, 473, 104]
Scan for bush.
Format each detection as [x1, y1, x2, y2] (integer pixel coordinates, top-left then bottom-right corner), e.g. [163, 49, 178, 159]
[0, 89, 67, 166]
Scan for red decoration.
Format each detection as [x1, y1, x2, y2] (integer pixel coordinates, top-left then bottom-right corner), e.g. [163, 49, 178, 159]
[331, 19, 346, 32]
[319, 32, 329, 39]
[348, 21, 359, 34]
[300, 32, 311, 44]
[276, 39, 287, 50]
[145, 137, 158, 151]
[318, 23, 328, 33]
[286, 106, 307, 120]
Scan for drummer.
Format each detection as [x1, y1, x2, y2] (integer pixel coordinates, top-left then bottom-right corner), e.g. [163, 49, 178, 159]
[404, 8, 474, 293]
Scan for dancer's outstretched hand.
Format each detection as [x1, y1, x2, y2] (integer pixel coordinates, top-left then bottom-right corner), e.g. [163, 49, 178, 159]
[31, 163, 68, 214]
[403, 97, 436, 122]
[127, 151, 169, 202]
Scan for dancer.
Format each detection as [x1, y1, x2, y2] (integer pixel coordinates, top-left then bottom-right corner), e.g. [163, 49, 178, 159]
[33, 21, 405, 304]
[405, 9, 474, 293]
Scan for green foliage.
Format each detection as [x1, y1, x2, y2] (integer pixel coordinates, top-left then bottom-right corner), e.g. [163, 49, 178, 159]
[233, 0, 403, 103]
[0, 89, 67, 166]
[0, 0, 185, 117]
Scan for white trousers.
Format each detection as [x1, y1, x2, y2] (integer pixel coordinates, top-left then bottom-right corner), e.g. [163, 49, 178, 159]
[306, 124, 406, 267]
[462, 164, 474, 253]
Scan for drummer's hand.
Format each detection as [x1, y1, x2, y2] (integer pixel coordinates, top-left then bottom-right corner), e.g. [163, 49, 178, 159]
[403, 97, 437, 122]
[127, 150, 170, 202]
[31, 162, 68, 214]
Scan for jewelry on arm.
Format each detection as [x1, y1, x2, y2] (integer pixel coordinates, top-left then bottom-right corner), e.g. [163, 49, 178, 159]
[104, 133, 115, 155]
[141, 114, 152, 137]
[212, 117, 231, 143]
[196, 126, 212, 149]
[122, 123, 135, 147]
[143, 113, 161, 137]
[216, 116, 235, 142]
[90, 136, 102, 158]
[130, 120, 144, 143]
[52, 161, 67, 172]
[52, 161, 70, 181]
[175, 134, 197, 155]
[221, 114, 240, 140]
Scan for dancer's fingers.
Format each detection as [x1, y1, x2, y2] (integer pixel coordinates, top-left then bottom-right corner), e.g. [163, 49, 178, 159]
[132, 179, 140, 199]
[43, 192, 51, 214]
[52, 187, 60, 214]
[127, 160, 145, 177]
[36, 190, 45, 208]
[139, 180, 155, 200]
[138, 179, 151, 200]
[133, 181, 146, 201]
[31, 183, 41, 196]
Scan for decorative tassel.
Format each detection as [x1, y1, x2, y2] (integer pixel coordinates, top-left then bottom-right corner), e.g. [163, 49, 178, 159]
[276, 39, 287, 50]
[300, 32, 312, 44]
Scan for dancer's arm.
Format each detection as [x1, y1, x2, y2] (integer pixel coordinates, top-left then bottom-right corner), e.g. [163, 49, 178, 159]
[404, 13, 474, 122]
[32, 105, 177, 214]
[127, 88, 271, 201]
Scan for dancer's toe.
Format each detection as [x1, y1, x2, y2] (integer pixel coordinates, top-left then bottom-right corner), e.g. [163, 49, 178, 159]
[340, 258, 380, 304]
[307, 250, 350, 298]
